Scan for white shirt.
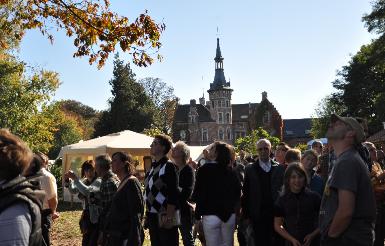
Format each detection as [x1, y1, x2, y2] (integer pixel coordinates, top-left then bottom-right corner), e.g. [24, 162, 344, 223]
[259, 159, 271, 173]
[39, 168, 57, 209]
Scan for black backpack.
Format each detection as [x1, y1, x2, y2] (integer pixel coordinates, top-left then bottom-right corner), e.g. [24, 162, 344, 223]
[0, 175, 45, 246]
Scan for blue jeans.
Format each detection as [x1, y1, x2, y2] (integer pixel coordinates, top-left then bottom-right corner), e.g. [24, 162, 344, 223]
[179, 215, 194, 246]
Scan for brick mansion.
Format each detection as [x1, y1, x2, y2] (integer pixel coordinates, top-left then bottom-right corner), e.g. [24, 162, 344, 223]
[172, 39, 284, 146]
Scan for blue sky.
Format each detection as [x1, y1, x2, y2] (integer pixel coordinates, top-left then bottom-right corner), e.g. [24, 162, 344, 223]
[19, 0, 375, 119]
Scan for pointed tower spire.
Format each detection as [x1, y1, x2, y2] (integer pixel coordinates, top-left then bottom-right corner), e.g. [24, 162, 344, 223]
[209, 38, 230, 90]
[215, 38, 222, 60]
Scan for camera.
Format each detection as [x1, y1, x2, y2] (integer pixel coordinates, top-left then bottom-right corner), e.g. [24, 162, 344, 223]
[64, 178, 70, 188]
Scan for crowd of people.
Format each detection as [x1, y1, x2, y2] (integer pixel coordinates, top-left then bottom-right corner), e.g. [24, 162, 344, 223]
[1, 113, 385, 246]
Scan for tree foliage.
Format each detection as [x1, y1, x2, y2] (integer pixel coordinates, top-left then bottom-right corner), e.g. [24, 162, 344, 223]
[0, 54, 60, 152]
[139, 77, 178, 134]
[311, 95, 347, 138]
[0, 0, 165, 67]
[47, 105, 83, 159]
[234, 127, 280, 155]
[363, 0, 385, 35]
[59, 99, 100, 139]
[142, 127, 163, 137]
[93, 54, 155, 137]
[331, 37, 385, 134]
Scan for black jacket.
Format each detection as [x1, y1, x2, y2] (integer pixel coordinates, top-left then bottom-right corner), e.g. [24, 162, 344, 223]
[241, 159, 279, 221]
[177, 164, 195, 219]
[192, 162, 241, 222]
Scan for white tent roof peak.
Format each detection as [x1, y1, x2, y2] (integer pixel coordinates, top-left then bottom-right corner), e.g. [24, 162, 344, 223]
[58, 130, 155, 158]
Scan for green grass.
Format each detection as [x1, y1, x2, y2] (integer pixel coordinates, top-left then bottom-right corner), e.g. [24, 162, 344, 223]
[51, 202, 83, 246]
[52, 201, 239, 246]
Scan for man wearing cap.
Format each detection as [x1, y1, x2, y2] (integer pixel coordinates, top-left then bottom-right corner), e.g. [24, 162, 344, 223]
[319, 114, 376, 246]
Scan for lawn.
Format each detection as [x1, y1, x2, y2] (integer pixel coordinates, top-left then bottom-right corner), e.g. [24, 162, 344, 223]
[52, 201, 239, 246]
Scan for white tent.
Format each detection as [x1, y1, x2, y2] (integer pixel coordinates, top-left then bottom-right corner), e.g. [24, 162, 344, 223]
[58, 130, 208, 201]
[59, 130, 154, 201]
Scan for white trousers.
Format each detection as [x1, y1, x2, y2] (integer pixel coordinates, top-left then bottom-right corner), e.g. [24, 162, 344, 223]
[202, 214, 236, 246]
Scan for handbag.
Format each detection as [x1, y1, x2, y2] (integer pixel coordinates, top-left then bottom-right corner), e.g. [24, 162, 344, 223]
[158, 209, 181, 229]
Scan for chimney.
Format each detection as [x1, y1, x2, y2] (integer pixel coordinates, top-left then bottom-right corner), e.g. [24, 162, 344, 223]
[262, 91, 267, 101]
[190, 99, 196, 106]
[199, 93, 205, 105]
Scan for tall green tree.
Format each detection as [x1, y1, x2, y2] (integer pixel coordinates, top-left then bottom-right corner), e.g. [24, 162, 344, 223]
[139, 77, 178, 134]
[331, 37, 385, 134]
[0, 54, 60, 152]
[312, 0, 385, 136]
[93, 54, 155, 137]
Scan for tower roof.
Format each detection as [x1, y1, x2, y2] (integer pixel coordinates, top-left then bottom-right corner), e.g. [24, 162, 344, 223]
[209, 38, 231, 92]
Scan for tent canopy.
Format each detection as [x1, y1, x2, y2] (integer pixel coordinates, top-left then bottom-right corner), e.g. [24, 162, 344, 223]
[59, 130, 208, 172]
[59, 130, 208, 202]
[58, 130, 154, 158]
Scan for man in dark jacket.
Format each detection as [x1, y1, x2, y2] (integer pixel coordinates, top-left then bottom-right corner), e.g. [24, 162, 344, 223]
[241, 138, 279, 246]
[0, 129, 44, 246]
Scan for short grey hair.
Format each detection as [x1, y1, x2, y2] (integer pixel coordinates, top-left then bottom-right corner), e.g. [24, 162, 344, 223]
[256, 138, 272, 148]
[95, 154, 112, 170]
[174, 141, 190, 163]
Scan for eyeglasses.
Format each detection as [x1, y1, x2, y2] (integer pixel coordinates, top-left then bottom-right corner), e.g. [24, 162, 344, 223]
[257, 147, 269, 151]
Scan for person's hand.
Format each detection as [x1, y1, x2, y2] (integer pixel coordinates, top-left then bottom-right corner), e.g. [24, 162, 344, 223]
[303, 233, 314, 246]
[290, 238, 301, 246]
[65, 170, 78, 180]
[187, 201, 196, 211]
[52, 212, 59, 220]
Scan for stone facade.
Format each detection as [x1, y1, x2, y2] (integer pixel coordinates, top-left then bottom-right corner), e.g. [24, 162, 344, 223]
[172, 39, 283, 146]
